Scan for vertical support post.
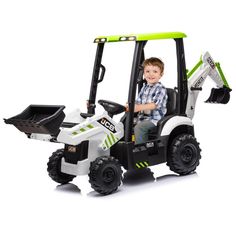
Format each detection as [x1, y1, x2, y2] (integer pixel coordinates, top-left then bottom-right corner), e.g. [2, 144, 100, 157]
[87, 43, 104, 114]
[175, 38, 188, 115]
[125, 41, 147, 142]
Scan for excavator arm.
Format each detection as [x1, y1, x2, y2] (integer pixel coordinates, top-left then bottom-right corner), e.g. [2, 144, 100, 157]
[186, 52, 231, 119]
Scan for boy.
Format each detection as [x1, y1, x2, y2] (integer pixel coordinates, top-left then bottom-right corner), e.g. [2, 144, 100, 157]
[128, 57, 168, 144]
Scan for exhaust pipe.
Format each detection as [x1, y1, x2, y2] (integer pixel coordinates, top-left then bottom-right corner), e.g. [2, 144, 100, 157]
[205, 86, 232, 104]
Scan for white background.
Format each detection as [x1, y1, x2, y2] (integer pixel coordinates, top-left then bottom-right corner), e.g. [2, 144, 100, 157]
[0, 0, 235, 235]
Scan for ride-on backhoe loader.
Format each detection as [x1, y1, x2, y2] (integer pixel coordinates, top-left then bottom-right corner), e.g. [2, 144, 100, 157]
[4, 32, 231, 195]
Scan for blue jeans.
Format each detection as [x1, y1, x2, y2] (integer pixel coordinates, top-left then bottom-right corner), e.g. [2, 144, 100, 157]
[134, 120, 155, 144]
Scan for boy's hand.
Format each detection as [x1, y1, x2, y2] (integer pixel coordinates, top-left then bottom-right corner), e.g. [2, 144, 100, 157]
[125, 103, 140, 112]
[125, 104, 128, 112]
[134, 104, 142, 112]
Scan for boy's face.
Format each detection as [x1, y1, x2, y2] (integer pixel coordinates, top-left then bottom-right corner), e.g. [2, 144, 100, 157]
[144, 64, 163, 85]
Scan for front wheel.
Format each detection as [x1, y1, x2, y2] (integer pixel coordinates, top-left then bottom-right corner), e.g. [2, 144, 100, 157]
[167, 134, 201, 175]
[47, 149, 75, 184]
[89, 156, 123, 195]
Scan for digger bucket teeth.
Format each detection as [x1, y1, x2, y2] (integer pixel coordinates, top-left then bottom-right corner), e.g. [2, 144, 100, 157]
[205, 86, 232, 104]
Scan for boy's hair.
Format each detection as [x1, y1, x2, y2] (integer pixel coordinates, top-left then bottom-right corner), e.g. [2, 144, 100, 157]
[143, 57, 164, 73]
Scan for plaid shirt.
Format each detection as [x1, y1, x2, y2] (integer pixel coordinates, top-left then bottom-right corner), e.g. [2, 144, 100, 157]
[136, 82, 168, 125]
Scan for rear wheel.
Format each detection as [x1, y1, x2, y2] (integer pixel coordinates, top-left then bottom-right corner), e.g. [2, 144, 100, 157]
[47, 149, 75, 184]
[89, 156, 123, 195]
[167, 134, 201, 175]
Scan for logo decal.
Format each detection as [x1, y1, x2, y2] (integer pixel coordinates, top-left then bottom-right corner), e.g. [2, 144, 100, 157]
[194, 76, 205, 88]
[68, 146, 76, 153]
[207, 57, 215, 69]
[97, 118, 116, 133]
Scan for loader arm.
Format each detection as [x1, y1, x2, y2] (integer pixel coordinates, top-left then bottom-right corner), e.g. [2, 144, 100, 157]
[186, 52, 231, 119]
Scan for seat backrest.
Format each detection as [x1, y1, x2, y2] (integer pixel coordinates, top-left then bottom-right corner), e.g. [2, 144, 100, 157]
[165, 88, 177, 116]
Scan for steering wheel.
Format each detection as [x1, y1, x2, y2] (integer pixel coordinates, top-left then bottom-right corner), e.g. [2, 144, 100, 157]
[98, 100, 126, 117]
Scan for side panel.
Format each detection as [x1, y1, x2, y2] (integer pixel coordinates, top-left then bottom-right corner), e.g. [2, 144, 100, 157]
[160, 116, 193, 136]
[111, 138, 168, 170]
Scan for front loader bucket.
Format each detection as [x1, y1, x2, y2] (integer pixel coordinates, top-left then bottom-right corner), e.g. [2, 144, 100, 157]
[4, 105, 65, 135]
[205, 86, 232, 104]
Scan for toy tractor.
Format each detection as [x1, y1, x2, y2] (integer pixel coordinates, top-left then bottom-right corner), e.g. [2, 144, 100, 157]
[4, 32, 231, 195]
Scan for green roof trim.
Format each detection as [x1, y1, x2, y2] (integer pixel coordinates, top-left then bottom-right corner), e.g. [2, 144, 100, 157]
[94, 32, 187, 43]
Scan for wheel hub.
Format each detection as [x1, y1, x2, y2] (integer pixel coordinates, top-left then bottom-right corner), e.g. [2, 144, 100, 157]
[181, 144, 197, 163]
[102, 167, 116, 183]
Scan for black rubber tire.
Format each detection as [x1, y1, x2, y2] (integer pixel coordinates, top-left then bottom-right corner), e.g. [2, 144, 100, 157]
[47, 149, 75, 184]
[167, 134, 201, 175]
[89, 156, 123, 195]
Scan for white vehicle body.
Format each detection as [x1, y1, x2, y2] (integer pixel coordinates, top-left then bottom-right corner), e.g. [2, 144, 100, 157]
[160, 116, 193, 136]
[11, 52, 230, 176]
[31, 110, 124, 175]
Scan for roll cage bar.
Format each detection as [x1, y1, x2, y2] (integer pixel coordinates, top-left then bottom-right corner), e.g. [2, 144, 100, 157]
[87, 38, 188, 142]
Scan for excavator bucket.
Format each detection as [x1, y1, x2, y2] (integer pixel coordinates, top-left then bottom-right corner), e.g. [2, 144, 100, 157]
[205, 86, 231, 104]
[4, 105, 65, 135]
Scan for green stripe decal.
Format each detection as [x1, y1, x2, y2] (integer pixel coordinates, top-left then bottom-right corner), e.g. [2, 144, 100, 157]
[140, 162, 145, 168]
[72, 124, 93, 136]
[136, 163, 141, 168]
[102, 133, 119, 150]
[110, 133, 116, 143]
[105, 139, 109, 148]
[136, 161, 149, 168]
[107, 135, 112, 146]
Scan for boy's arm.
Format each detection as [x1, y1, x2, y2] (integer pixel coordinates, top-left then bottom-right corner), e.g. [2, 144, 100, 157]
[126, 103, 156, 112]
[134, 86, 167, 112]
[134, 103, 156, 112]
[126, 86, 145, 111]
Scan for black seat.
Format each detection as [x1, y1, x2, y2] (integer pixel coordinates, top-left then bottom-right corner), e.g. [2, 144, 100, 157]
[165, 88, 177, 116]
